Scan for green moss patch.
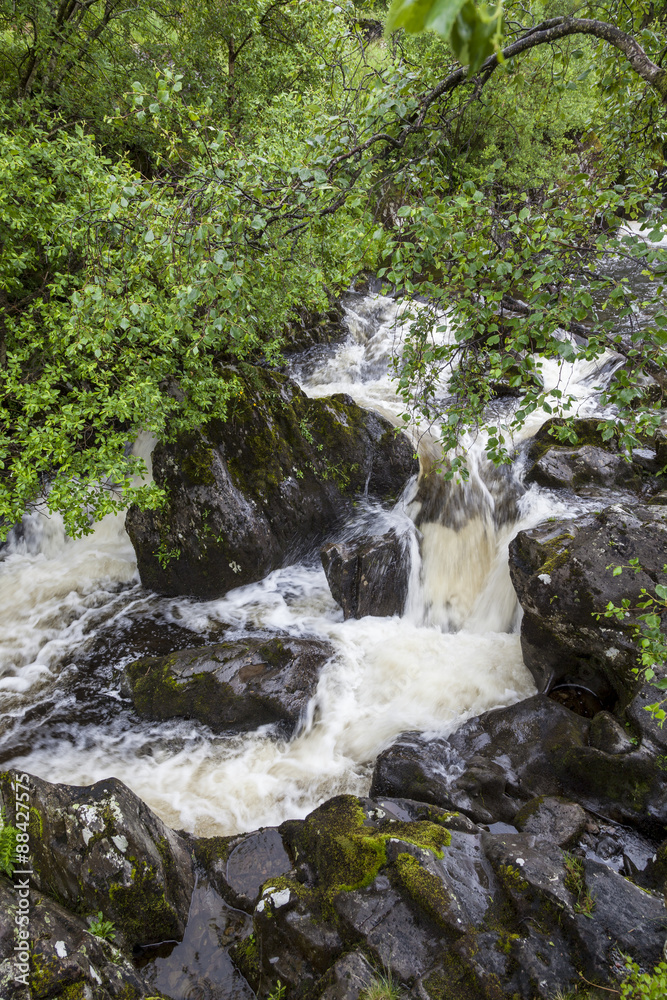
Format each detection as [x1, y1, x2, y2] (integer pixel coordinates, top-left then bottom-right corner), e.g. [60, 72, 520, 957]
[294, 796, 451, 897]
[108, 859, 181, 944]
[394, 852, 459, 931]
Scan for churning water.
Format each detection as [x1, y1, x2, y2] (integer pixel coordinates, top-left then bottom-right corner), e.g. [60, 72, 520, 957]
[0, 293, 621, 835]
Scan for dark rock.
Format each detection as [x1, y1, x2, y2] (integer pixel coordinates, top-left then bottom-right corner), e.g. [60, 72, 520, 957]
[126, 364, 418, 599]
[230, 792, 667, 999]
[523, 417, 667, 496]
[334, 876, 442, 981]
[281, 303, 347, 354]
[510, 926, 577, 999]
[527, 445, 638, 492]
[0, 880, 157, 999]
[370, 696, 667, 833]
[589, 710, 636, 754]
[321, 529, 410, 618]
[239, 795, 465, 993]
[514, 796, 587, 847]
[122, 634, 334, 735]
[483, 833, 666, 978]
[0, 770, 195, 949]
[139, 881, 253, 1000]
[317, 950, 376, 1000]
[573, 858, 666, 977]
[255, 884, 344, 984]
[509, 503, 667, 702]
[224, 828, 293, 907]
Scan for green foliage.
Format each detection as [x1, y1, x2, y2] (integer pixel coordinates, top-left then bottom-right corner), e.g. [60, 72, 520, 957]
[598, 561, 667, 725]
[87, 911, 117, 941]
[562, 853, 595, 917]
[267, 981, 287, 1000]
[389, 174, 667, 479]
[387, 0, 504, 73]
[1, 0, 667, 539]
[360, 971, 403, 1000]
[0, 809, 18, 876]
[621, 961, 667, 1000]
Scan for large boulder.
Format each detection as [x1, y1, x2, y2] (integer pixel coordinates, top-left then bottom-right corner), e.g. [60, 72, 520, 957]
[0, 880, 160, 1000]
[321, 529, 411, 619]
[523, 417, 666, 496]
[370, 695, 667, 834]
[230, 793, 666, 1000]
[122, 634, 334, 735]
[126, 364, 418, 599]
[0, 770, 195, 950]
[483, 832, 666, 984]
[508, 503, 667, 703]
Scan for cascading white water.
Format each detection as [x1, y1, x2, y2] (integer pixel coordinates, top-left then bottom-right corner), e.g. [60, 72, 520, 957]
[0, 293, 620, 835]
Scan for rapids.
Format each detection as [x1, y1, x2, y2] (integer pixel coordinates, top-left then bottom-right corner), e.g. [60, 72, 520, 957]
[0, 293, 620, 836]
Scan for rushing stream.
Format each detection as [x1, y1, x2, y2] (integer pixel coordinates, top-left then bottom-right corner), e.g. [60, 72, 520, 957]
[0, 292, 624, 837]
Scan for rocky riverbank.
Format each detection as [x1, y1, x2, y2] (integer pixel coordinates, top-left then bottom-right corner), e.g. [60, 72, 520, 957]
[2, 407, 667, 1000]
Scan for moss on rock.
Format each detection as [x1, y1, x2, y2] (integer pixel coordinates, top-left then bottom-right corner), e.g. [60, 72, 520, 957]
[108, 858, 181, 944]
[393, 852, 458, 931]
[290, 796, 452, 899]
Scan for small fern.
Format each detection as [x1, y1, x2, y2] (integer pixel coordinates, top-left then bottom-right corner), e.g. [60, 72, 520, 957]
[88, 911, 116, 941]
[0, 810, 18, 877]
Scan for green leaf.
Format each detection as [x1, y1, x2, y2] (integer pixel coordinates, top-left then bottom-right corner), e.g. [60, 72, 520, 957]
[386, 0, 457, 35]
[426, 0, 468, 38]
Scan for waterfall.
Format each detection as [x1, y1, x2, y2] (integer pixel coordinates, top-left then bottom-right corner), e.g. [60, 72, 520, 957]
[0, 294, 618, 835]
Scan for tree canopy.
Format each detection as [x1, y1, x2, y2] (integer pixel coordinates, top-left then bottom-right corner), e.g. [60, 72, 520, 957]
[1, 0, 667, 535]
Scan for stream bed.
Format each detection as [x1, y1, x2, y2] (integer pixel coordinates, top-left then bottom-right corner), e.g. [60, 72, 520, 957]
[0, 292, 622, 838]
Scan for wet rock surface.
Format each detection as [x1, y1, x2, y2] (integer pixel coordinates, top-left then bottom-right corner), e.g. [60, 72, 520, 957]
[321, 529, 410, 618]
[126, 363, 418, 599]
[122, 634, 334, 735]
[0, 770, 195, 950]
[523, 417, 666, 497]
[371, 695, 667, 833]
[2, 771, 665, 1000]
[140, 882, 252, 1000]
[514, 795, 587, 846]
[231, 794, 666, 1000]
[508, 502, 667, 701]
[0, 879, 157, 1000]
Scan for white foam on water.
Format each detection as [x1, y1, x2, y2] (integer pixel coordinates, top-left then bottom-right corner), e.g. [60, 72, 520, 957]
[0, 297, 620, 835]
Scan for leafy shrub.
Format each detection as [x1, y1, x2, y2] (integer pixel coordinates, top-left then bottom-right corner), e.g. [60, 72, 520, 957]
[621, 961, 667, 1000]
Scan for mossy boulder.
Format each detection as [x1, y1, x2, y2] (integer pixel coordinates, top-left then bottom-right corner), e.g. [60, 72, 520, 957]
[126, 363, 418, 599]
[0, 879, 163, 999]
[509, 503, 667, 703]
[234, 792, 666, 999]
[243, 795, 481, 995]
[122, 634, 334, 735]
[0, 770, 195, 950]
[524, 417, 667, 497]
